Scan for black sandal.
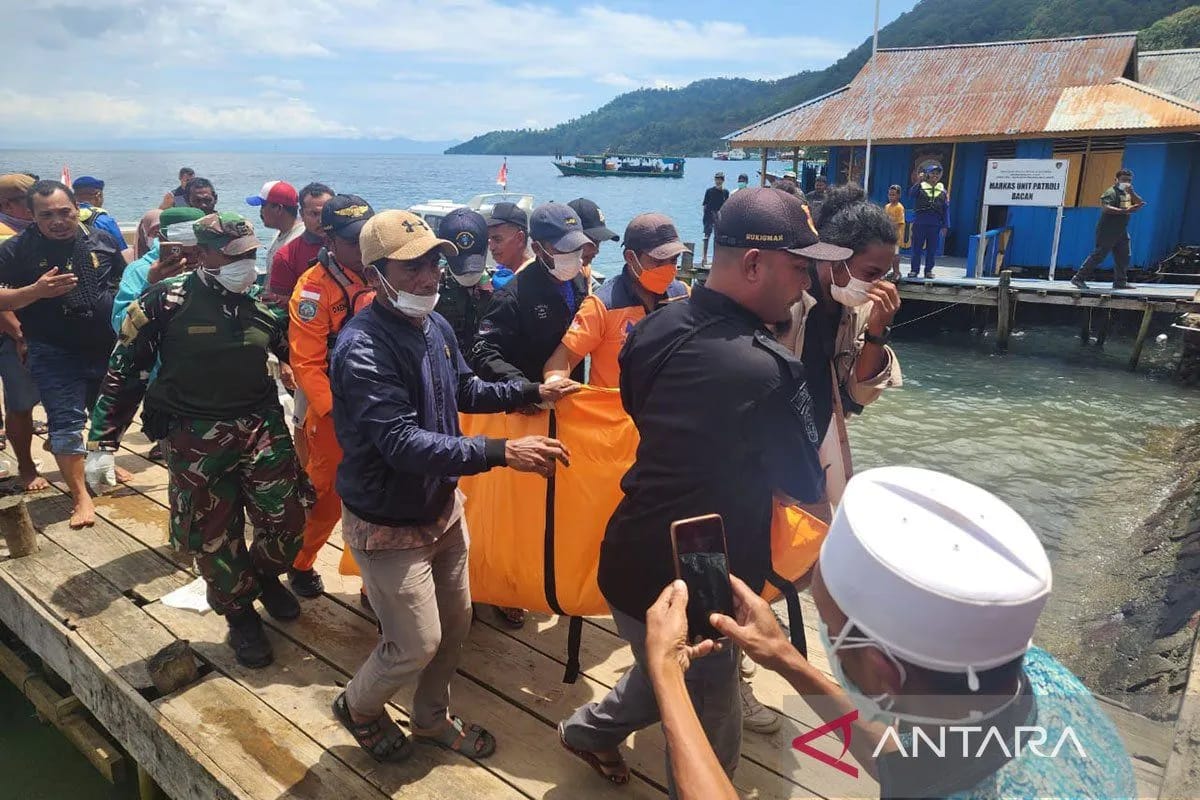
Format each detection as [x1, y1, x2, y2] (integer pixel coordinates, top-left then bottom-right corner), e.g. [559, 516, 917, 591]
[413, 714, 496, 760]
[332, 692, 413, 763]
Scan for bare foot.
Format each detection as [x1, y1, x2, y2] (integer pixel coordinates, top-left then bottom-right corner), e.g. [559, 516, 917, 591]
[115, 465, 134, 484]
[18, 468, 49, 492]
[69, 498, 96, 529]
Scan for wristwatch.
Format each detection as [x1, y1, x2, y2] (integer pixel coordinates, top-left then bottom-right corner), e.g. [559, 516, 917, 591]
[864, 326, 891, 346]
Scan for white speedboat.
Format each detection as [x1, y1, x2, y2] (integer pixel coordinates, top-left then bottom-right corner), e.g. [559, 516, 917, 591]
[409, 191, 535, 232]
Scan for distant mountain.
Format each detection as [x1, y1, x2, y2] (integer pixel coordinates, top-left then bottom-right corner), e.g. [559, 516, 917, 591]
[447, 0, 1198, 157]
[0, 137, 460, 155]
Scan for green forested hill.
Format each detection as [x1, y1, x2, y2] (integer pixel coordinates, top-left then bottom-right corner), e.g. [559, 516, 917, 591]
[447, 0, 1199, 156]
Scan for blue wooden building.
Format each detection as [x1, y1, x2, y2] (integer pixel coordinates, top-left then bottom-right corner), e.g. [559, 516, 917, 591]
[728, 34, 1200, 272]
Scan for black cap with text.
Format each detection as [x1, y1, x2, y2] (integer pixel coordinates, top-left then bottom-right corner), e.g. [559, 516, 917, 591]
[715, 187, 853, 261]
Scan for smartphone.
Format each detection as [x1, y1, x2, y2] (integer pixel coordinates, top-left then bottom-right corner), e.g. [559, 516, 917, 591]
[670, 514, 735, 643]
[160, 242, 184, 261]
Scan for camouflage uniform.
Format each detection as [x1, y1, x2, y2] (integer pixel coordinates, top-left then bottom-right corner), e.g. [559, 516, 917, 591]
[89, 213, 313, 615]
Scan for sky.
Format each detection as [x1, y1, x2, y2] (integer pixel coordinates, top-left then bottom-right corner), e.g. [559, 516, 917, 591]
[4, 0, 918, 145]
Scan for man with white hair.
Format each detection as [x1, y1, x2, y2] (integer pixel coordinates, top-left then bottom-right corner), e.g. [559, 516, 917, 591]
[644, 466, 1137, 800]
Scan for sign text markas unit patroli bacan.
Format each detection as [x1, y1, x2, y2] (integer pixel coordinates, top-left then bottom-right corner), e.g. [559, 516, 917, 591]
[983, 159, 1068, 207]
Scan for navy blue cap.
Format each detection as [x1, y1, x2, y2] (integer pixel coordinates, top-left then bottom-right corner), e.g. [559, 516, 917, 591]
[529, 202, 590, 252]
[437, 208, 488, 276]
[72, 176, 104, 191]
[320, 194, 374, 239]
[487, 201, 528, 231]
[715, 187, 853, 261]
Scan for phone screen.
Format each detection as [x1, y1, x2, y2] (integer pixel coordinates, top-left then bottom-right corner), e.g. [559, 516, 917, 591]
[671, 514, 734, 642]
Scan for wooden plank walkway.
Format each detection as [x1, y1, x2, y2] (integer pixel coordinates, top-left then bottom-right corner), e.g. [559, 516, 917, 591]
[897, 274, 1200, 314]
[0, 420, 1178, 799]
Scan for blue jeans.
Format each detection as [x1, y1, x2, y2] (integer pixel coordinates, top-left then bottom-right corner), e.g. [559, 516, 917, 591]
[25, 340, 108, 455]
[0, 336, 40, 415]
[910, 223, 941, 274]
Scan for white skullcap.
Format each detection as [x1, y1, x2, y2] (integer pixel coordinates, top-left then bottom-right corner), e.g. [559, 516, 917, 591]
[820, 466, 1051, 678]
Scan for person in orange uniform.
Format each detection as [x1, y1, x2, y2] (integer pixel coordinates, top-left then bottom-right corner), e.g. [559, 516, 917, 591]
[543, 213, 689, 387]
[287, 194, 376, 599]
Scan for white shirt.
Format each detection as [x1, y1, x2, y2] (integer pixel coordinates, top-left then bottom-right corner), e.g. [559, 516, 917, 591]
[262, 218, 305, 275]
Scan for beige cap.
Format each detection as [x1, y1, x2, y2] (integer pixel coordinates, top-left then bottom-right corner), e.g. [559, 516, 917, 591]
[0, 173, 34, 202]
[360, 210, 457, 266]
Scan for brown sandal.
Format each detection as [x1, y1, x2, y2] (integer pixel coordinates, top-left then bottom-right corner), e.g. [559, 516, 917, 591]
[331, 692, 413, 763]
[413, 714, 496, 760]
[495, 606, 526, 629]
[558, 722, 630, 785]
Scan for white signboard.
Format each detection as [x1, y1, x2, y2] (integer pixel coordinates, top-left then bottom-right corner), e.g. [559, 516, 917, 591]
[983, 159, 1068, 207]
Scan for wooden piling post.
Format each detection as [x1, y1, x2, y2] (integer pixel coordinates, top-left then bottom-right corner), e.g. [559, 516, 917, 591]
[996, 270, 1013, 351]
[0, 496, 38, 558]
[1096, 309, 1113, 346]
[1129, 305, 1154, 371]
[759, 150, 768, 186]
[1080, 309, 1092, 343]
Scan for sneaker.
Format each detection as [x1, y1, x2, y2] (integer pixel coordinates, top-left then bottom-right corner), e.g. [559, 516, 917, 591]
[740, 652, 757, 679]
[287, 567, 325, 598]
[907, 271, 919, 279]
[1070, 275, 1088, 290]
[739, 679, 782, 735]
[226, 608, 273, 668]
[258, 572, 301, 621]
[1112, 282, 1135, 290]
[923, 271, 935, 279]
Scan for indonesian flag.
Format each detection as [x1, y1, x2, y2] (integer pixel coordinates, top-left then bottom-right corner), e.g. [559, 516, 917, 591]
[496, 159, 508, 189]
[59, 165, 71, 186]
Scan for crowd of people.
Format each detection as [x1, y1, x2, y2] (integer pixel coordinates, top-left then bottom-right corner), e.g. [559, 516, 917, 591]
[0, 164, 1137, 798]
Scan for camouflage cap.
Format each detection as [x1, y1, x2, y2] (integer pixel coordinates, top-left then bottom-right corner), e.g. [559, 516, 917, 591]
[0, 173, 34, 202]
[193, 212, 262, 256]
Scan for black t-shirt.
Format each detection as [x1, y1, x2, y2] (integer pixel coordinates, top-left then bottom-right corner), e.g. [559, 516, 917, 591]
[702, 186, 729, 221]
[0, 226, 123, 356]
[598, 285, 825, 620]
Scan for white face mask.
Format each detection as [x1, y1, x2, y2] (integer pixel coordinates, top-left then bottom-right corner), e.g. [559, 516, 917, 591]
[540, 244, 583, 281]
[208, 257, 257, 294]
[453, 271, 483, 288]
[819, 619, 1009, 727]
[828, 262, 874, 308]
[372, 266, 439, 318]
[1118, 181, 1131, 191]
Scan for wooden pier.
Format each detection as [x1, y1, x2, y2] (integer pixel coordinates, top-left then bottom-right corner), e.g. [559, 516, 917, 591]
[897, 271, 1200, 368]
[0, 419, 1189, 799]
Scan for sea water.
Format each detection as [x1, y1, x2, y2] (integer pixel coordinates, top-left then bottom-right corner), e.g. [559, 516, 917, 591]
[0, 153, 1196, 782]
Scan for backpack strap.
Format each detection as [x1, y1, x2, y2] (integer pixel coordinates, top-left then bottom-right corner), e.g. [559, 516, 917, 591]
[540, 409, 584, 683]
[763, 571, 807, 658]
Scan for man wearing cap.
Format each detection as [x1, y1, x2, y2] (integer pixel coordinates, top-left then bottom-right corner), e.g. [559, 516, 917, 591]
[87, 212, 312, 667]
[567, 197, 619, 284]
[72, 176, 132, 264]
[286, 194, 376, 598]
[470, 202, 590, 386]
[0, 173, 48, 490]
[247, 180, 303, 272]
[160, 167, 196, 210]
[646, 467, 1136, 800]
[0, 180, 126, 528]
[435, 207, 495, 353]
[700, 172, 729, 267]
[328, 209, 577, 763]
[544, 212, 689, 389]
[268, 182, 333, 305]
[733, 173, 750, 193]
[908, 164, 949, 279]
[559, 187, 827, 791]
[111, 207, 207, 336]
[485, 201, 533, 289]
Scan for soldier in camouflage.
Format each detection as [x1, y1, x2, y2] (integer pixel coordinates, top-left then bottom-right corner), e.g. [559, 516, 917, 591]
[87, 212, 313, 668]
[434, 208, 494, 353]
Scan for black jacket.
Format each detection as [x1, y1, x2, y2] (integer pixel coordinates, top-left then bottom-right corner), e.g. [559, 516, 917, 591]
[330, 303, 540, 527]
[468, 259, 587, 383]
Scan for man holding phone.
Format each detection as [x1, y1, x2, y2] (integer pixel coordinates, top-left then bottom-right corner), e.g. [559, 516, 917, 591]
[559, 187, 837, 792]
[1071, 167, 1144, 291]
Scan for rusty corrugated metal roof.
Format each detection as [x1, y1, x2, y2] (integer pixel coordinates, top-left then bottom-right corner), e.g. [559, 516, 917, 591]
[729, 33, 1200, 146]
[1139, 49, 1200, 106]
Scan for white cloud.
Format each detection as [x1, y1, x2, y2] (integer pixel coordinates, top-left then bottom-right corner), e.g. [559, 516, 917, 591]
[254, 76, 306, 92]
[0, 0, 853, 142]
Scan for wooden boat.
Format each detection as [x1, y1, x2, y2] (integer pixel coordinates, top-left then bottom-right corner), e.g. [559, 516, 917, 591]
[552, 153, 685, 178]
